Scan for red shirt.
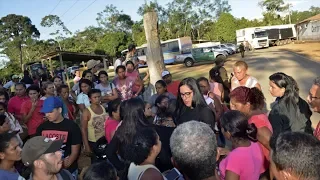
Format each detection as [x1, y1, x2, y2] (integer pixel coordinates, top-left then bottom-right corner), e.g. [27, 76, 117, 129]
[249, 114, 273, 173]
[105, 117, 120, 143]
[67, 103, 75, 121]
[8, 96, 29, 122]
[167, 81, 180, 97]
[21, 99, 44, 135]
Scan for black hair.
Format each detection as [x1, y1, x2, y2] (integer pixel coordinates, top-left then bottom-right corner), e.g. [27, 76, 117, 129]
[167, 99, 177, 118]
[0, 91, 9, 102]
[98, 70, 108, 79]
[155, 80, 167, 88]
[79, 79, 93, 93]
[125, 61, 134, 67]
[57, 84, 69, 94]
[125, 127, 158, 165]
[116, 52, 122, 59]
[83, 161, 118, 180]
[116, 65, 126, 74]
[0, 102, 7, 110]
[128, 44, 136, 52]
[175, 77, 210, 121]
[115, 98, 150, 153]
[82, 70, 93, 78]
[0, 114, 7, 126]
[209, 67, 222, 83]
[155, 95, 170, 120]
[108, 98, 121, 118]
[88, 89, 101, 98]
[26, 85, 41, 94]
[23, 70, 29, 76]
[220, 110, 258, 142]
[0, 133, 17, 153]
[15, 82, 26, 89]
[270, 132, 320, 179]
[196, 77, 210, 85]
[53, 76, 62, 81]
[269, 72, 299, 115]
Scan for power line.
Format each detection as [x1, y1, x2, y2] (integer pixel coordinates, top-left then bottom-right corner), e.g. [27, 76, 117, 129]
[60, 0, 79, 17]
[48, 0, 62, 15]
[65, 0, 98, 25]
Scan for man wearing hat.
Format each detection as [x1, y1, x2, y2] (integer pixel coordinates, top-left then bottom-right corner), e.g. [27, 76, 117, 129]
[161, 70, 180, 97]
[87, 59, 101, 82]
[22, 136, 74, 180]
[36, 96, 82, 178]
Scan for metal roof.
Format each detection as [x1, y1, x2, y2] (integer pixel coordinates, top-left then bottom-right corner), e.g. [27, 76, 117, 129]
[297, 14, 320, 25]
[40, 51, 108, 63]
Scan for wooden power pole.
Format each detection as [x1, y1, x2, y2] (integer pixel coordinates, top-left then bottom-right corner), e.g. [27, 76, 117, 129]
[143, 11, 166, 86]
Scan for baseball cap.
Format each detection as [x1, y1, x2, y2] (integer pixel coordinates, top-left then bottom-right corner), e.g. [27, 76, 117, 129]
[40, 97, 63, 113]
[12, 75, 19, 79]
[22, 136, 63, 166]
[87, 59, 101, 69]
[161, 70, 171, 78]
[215, 58, 226, 65]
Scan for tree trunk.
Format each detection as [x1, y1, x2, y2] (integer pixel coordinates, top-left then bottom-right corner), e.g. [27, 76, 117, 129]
[143, 11, 165, 86]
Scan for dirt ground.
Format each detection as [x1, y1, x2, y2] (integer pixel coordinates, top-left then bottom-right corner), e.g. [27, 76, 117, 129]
[279, 42, 320, 61]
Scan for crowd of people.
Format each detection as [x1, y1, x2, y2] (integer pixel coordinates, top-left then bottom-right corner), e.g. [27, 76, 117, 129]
[0, 44, 320, 180]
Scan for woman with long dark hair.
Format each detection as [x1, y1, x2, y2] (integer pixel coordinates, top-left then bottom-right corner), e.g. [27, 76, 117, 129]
[175, 77, 215, 129]
[149, 80, 175, 114]
[268, 72, 312, 136]
[71, 70, 96, 99]
[154, 95, 175, 127]
[126, 128, 164, 180]
[106, 98, 150, 171]
[216, 110, 263, 180]
[95, 71, 118, 109]
[0, 132, 23, 179]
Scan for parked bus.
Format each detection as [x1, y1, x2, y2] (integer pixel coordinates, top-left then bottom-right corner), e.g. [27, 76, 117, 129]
[121, 36, 192, 65]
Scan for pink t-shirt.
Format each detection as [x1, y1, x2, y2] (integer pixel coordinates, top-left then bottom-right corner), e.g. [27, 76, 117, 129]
[249, 114, 273, 172]
[125, 70, 139, 80]
[219, 142, 263, 180]
[105, 117, 120, 143]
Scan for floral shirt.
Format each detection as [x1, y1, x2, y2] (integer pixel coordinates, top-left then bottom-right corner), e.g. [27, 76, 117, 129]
[113, 76, 135, 101]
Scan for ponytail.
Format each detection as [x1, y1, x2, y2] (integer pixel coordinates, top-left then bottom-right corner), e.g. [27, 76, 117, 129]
[246, 123, 258, 142]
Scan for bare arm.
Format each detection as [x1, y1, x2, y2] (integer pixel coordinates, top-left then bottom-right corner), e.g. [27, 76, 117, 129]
[255, 83, 262, 91]
[102, 88, 119, 102]
[257, 127, 272, 150]
[225, 170, 240, 180]
[64, 144, 80, 168]
[140, 168, 164, 180]
[21, 102, 37, 123]
[78, 104, 86, 112]
[81, 109, 91, 153]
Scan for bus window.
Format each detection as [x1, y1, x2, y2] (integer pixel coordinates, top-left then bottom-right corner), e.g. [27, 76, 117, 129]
[168, 41, 179, 52]
[161, 43, 169, 53]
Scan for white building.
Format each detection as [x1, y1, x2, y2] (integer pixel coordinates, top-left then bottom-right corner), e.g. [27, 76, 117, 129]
[296, 14, 320, 41]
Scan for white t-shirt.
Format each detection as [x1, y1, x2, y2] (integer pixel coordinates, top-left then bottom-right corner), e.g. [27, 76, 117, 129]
[114, 59, 122, 71]
[76, 92, 91, 108]
[231, 76, 258, 91]
[95, 83, 115, 96]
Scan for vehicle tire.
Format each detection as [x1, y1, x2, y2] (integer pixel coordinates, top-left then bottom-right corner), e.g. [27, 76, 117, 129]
[184, 58, 194, 67]
[276, 40, 280, 46]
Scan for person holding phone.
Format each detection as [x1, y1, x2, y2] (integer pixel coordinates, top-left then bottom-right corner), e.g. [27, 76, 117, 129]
[20, 85, 44, 138]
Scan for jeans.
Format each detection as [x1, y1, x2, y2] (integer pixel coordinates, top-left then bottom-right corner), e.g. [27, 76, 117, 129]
[71, 169, 78, 179]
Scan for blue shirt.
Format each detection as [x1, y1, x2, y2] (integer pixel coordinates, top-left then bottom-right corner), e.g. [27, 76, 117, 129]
[0, 169, 25, 180]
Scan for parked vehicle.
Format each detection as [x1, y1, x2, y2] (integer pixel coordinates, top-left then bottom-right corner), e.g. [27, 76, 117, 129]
[210, 45, 233, 55]
[224, 43, 238, 53]
[67, 66, 79, 77]
[236, 28, 269, 49]
[175, 47, 227, 67]
[260, 24, 297, 46]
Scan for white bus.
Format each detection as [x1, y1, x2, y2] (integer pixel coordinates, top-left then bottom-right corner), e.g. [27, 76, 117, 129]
[121, 36, 192, 65]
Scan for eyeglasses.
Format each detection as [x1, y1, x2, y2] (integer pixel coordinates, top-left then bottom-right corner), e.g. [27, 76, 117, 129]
[180, 92, 193, 98]
[308, 93, 320, 100]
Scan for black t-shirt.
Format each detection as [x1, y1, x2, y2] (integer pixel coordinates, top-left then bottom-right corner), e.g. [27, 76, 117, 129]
[176, 106, 215, 130]
[36, 119, 82, 173]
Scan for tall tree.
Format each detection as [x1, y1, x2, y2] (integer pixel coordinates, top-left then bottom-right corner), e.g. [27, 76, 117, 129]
[41, 15, 71, 50]
[213, 13, 237, 42]
[214, 0, 232, 17]
[96, 4, 134, 33]
[0, 14, 40, 70]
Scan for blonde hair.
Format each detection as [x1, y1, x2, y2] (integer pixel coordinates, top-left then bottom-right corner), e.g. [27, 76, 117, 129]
[234, 61, 248, 70]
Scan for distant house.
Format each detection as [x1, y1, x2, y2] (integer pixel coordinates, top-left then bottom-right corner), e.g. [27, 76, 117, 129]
[296, 14, 320, 41]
